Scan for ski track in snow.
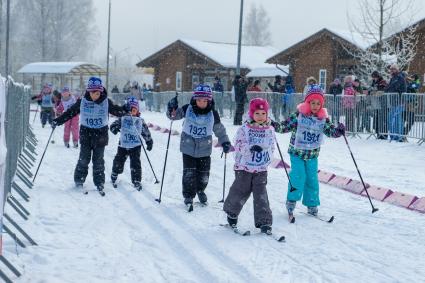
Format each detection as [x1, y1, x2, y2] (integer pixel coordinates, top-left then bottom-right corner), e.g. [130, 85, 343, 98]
[4, 111, 424, 283]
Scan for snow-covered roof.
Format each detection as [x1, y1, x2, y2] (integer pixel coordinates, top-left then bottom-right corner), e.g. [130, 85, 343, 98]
[179, 39, 279, 69]
[327, 28, 373, 50]
[17, 62, 106, 75]
[246, 65, 289, 78]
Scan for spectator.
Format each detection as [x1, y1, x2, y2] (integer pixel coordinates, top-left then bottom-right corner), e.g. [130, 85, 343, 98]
[407, 74, 420, 93]
[122, 80, 131, 93]
[267, 75, 285, 122]
[143, 83, 154, 111]
[342, 75, 356, 133]
[385, 64, 407, 141]
[302, 76, 318, 97]
[247, 79, 262, 92]
[282, 74, 295, 119]
[370, 71, 388, 140]
[213, 76, 224, 116]
[328, 78, 343, 123]
[233, 75, 249, 125]
[111, 85, 120, 93]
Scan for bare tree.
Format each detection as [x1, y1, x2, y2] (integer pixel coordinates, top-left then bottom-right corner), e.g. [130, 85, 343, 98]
[9, 0, 97, 74]
[243, 3, 272, 46]
[346, 0, 418, 79]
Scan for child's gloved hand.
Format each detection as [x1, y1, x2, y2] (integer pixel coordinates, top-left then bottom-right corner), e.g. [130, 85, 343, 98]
[222, 142, 231, 153]
[167, 97, 178, 112]
[110, 123, 120, 135]
[337, 123, 346, 135]
[250, 145, 263, 153]
[51, 120, 58, 129]
[146, 140, 153, 151]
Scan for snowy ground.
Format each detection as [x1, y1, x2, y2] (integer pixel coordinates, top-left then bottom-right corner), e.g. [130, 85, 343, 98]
[4, 111, 425, 283]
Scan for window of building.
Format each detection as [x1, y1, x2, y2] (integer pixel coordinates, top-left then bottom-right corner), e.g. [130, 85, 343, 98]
[192, 75, 199, 89]
[176, 72, 182, 91]
[319, 69, 327, 90]
[204, 76, 214, 87]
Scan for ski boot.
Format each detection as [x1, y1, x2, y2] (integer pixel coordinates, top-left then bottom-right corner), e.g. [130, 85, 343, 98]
[197, 191, 208, 205]
[76, 183, 87, 194]
[227, 213, 238, 228]
[260, 225, 272, 235]
[111, 173, 118, 188]
[184, 197, 193, 212]
[307, 206, 318, 216]
[73, 142, 78, 148]
[286, 200, 296, 223]
[64, 142, 70, 148]
[97, 184, 105, 196]
[133, 181, 142, 191]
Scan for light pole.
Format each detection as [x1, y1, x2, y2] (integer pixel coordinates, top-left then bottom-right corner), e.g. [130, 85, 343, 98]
[5, 0, 10, 79]
[106, 0, 111, 90]
[236, 0, 244, 75]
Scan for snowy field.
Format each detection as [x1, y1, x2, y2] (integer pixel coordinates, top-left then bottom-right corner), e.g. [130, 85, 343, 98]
[5, 111, 425, 283]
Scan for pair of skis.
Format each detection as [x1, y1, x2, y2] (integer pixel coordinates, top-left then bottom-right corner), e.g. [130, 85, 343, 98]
[185, 202, 207, 212]
[289, 212, 334, 223]
[220, 224, 285, 242]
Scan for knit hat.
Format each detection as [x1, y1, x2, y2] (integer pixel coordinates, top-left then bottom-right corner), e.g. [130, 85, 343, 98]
[86, 77, 104, 92]
[62, 86, 70, 93]
[297, 84, 328, 119]
[193, 84, 213, 100]
[42, 83, 53, 93]
[126, 96, 139, 111]
[249, 97, 269, 119]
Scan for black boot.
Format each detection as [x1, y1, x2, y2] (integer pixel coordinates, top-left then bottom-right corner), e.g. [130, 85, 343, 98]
[197, 191, 208, 204]
[260, 225, 272, 235]
[227, 214, 238, 227]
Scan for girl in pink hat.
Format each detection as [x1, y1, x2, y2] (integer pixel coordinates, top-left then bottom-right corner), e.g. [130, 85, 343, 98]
[224, 97, 276, 235]
[272, 85, 345, 222]
[55, 86, 79, 148]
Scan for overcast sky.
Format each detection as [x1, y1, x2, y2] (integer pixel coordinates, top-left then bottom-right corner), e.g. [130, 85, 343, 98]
[92, 0, 424, 65]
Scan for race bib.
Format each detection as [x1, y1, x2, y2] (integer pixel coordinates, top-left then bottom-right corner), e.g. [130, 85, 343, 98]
[119, 116, 142, 148]
[79, 97, 109, 129]
[182, 105, 214, 138]
[294, 113, 325, 150]
[240, 126, 274, 169]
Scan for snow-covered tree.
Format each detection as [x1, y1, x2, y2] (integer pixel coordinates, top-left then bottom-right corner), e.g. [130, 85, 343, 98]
[243, 3, 272, 46]
[345, 0, 418, 80]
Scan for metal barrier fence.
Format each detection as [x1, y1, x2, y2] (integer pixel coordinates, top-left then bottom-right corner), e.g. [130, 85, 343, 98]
[111, 91, 425, 143]
[0, 77, 38, 282]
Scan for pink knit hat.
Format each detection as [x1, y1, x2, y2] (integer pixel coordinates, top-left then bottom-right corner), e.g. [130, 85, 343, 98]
[297, 84, 328, 119]
[249, 98, 269, 119]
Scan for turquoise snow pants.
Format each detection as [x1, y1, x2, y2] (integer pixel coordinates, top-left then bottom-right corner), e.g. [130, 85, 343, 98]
[287, 154, 320, 207]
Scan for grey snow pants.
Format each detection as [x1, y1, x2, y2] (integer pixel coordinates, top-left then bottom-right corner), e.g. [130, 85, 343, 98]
[223, 170, 272, 228]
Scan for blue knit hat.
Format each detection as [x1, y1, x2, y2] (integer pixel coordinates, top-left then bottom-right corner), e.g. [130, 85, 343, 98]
[193, 84, 213, 100]
[86, 77, 104, 92]
[62, 86, 70, 93]
[126, 96, 139, 111]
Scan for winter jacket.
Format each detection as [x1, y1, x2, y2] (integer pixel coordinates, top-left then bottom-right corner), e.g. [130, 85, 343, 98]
[342, 82, 356, 109]
[213, 81, 224, 92]
[275, 111, 342, 160]
[371, 77, 387, 91]
[247, 85, 262, 92]
[54, 90, 127, 148]
[385, 72, 407, 94]
[167, 99, 230, 158]
[233, 119, 275, 173]
[328, 84, 343, 95]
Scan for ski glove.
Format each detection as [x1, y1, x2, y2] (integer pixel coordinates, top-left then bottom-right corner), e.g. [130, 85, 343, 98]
[51, 120, 58, 129]
[110, 123, 120, 135]
[270, 120, 281, 132]
[146, 140, 153, 151]
[222, 142, 231, 153]
[167, 97, 178, 112]
[337, 122, 346, 135]
[250, 145, 263, 153]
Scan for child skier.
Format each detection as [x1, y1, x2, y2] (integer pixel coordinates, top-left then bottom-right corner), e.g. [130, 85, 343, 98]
[31, 83, 55, 128]
[109, 96, 153, 191]
[55, 86, 79, 148]
[166, 84, 231, 210]
[223, 98, 275, 234]
[272, 85, 345, 220]
[53, 77, 128, 196]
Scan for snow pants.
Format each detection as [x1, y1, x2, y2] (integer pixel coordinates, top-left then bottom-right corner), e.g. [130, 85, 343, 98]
[64, 115, 79, 143]
[182, 154, 210, 199]
[112, 146, 142, 184]
[224, 170, 272, 228]
[74, 144, 105, 186]
[40, 108, 53, 127]
[287, 154, 320, 207]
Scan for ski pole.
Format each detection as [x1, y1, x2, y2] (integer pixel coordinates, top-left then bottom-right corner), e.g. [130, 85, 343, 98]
[32, 104, 39, 124]
[33, 127, 56, 183]
[156, 92, 178, 203]
[342, 134, 378, 213]
[218, 152, 227, 203]
[275, 139, 297, 192]
[130, 117, 160, 183]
